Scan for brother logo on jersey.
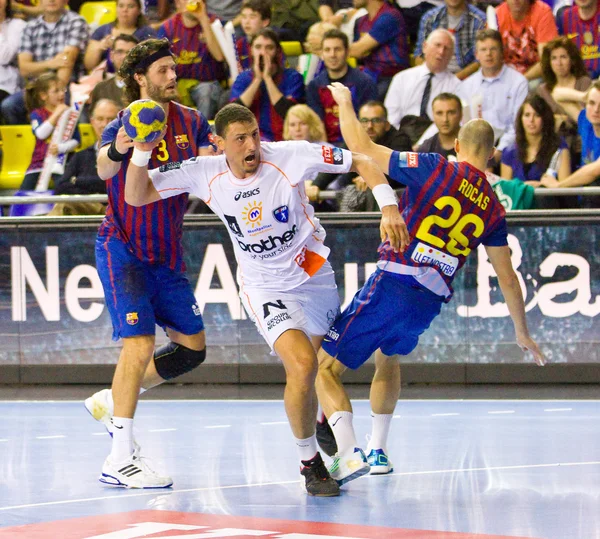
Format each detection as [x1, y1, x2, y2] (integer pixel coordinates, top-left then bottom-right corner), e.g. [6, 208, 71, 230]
[236, 225, 298, 254]
[235, 188, 260, 201]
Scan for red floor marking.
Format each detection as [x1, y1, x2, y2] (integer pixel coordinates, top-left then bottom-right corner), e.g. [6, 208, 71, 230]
[0, 510, 544, 539]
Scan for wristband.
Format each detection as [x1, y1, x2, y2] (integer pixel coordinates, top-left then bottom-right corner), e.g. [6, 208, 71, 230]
[372, 183, 397, 210]
[130, 148, 152, 167]
[107, 139, 126, 162]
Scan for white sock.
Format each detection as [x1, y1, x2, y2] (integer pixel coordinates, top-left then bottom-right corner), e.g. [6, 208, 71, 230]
[296, 435, 319, 463]
[329, 411, 357, 454]
[110, 417, 134, 463]
[316, 405, 325, 422]
[367, 413, 393, 453]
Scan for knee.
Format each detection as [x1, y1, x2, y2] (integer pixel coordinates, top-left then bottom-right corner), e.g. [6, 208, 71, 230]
[154, 341, 206, 380]
[286, 353, 318, 387]
[122, 336, 156, 367]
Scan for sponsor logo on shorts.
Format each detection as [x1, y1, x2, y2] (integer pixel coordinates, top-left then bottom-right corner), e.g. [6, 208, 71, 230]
[225, 214, 243, 237]
[267, 312, 292, 331]
[273, 205, 289, 223]
[235, 188, 260, 201]
[126, 312, 138, 325]
[236, 225, 298, 255]
[263, 299, 286, 318]
[192, 303, 201, 316]
[325, 327, 339, 341]
[327, 308, 340, 325]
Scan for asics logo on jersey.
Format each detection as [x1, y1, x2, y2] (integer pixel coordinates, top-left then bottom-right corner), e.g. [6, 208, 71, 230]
[235, 188, 260, 201]
[236, 225, 298, 254]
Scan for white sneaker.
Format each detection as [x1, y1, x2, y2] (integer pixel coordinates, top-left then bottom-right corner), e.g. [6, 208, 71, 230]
[99, 454, 173, 489]
[367, 448, 394, 474]
[84, 388, 113, 434]
[328, 447, 370, 486]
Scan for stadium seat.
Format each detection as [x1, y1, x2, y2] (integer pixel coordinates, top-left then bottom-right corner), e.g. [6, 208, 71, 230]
[281, 41, 303, 57]
[78, 123, 96, 150]
[0, 125, 36, 190]
[347, 57, 357, 68]
[79, 1, 117, 27]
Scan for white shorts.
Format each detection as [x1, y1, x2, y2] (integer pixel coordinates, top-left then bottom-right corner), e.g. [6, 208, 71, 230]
[240, 261, 340, 350]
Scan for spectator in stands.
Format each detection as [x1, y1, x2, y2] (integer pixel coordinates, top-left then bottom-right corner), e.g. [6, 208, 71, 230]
[1, 0, 89, 125]
[542, 81, 600, 192]
[0, 0, 26, 120]
[307, 29, 377, 143]
[236, 0, 271, 72]
[413, 0, 486, 80]
[84, 0, 155, 74]
[89, 34, 139, 112]
[458, 29, 528, 169]
[206, 0, 243, 24]
[384, 29, 459, 144]
[21, 72, 80, 191]
[49, 98, 121, 215]
[271, 0, 319, 42]
[158, 0, 225, 119]
[304, 20, 336, 55]
[556, 0, 600, 80]
[501, 95, 571, 186]
[417, 93, 461, 160]
[496, 0, 558, 82]
[318, 0, 355, 27]
[351, 0, 409, 101]
[230, 28, 305, 141]
[338, 100, 411, 211]
[12, 0, 42, 20]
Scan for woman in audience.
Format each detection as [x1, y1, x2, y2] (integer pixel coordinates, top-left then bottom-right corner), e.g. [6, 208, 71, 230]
[501, 95, 570, 187]
[537, 37, 591, 134]
[0, 0, 26, 121]
[84, 0, 156, 73]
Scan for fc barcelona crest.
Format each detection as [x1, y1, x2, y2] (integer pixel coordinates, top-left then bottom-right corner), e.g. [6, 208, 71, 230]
[175, 134, 189, 149]
[126, 312, 139, 325]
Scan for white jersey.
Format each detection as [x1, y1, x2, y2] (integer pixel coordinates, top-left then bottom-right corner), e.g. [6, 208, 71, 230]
[149, 141, 352, 291]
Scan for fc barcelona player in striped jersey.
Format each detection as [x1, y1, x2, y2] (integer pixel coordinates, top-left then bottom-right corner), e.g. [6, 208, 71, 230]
[85, 39, 214, 489]
[314, 82, 545, 483]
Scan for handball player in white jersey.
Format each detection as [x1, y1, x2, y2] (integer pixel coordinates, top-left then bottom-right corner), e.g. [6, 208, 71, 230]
[124, 103, 408, 496]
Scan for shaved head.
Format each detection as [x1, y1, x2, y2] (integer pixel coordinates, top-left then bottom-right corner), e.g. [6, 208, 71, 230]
[458, 119, 495, 157]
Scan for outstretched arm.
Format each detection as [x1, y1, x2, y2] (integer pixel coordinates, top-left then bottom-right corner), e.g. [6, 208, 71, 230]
[124, 136, 165, 207]
[485, 244, 546, 366]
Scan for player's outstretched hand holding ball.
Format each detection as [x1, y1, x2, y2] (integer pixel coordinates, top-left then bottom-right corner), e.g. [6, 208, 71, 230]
[123, 99, 167, 147]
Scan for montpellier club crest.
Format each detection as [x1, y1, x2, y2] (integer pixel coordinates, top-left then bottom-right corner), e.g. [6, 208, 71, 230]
[273, 205, 289, 223]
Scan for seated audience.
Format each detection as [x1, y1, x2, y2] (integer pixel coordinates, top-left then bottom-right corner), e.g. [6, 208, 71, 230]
[385, 29, 459, 144]
[12, 0, 42, 20]
[206, 0, 243, 24]
[351, 0, 409, 100]
[236, 0, 271, 72]
[304, 20, 337, 54]
[271, 0, 319, 41]
[417, 92, 462, 160]
[458, 29, 528, 168]
[307, 29, 377, 143]
[556, 0, 600, 80]
[158, 0, 225, 119]
[414, 0, 486, 80]
[49, 98, 121, 216]
[501, 95, 571, 186]
[496, 0, 558, 82]
[2, 0, 89, 125]
[89, 34, 139, 111]
[231, 28, 305, 141]
[0, 0, 26, 120]
[22, 72, 80, 191]
[84, 0, 155, 73]
[318, 0, 355, 27]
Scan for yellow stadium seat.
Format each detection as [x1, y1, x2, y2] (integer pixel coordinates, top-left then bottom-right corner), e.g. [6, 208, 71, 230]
[281, 41, 303, 57]
[78, 123, 97, 150]
[347, 57, 357, 68]
[79, 1, 117, 27]
[0, 125, 36, 190]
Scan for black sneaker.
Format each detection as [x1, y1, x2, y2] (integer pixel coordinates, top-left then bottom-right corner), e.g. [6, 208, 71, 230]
[300, 452, 340, 497]
[316, 415, 338, 457]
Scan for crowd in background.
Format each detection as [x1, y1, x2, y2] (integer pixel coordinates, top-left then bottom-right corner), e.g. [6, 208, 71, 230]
[1, 0, 600, 213]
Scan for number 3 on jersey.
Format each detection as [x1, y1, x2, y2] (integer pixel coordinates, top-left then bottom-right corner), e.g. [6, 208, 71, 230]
[416, 196, 485, 257]
[155, 140, 169, 162]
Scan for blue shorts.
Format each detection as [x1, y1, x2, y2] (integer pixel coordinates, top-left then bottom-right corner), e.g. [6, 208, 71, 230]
[321, 269, 443, 369]
[95, 235, 204, 341]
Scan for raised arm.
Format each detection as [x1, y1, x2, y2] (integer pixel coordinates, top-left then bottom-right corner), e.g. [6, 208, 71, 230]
[124, 138, 165, 207]
[97, 126, 134, 181]
[485, 244, 545, 366]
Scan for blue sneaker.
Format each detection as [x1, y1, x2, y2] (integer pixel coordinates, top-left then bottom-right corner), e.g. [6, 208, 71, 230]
[328, 447, 370, 486]
[367, 448, 394, 475]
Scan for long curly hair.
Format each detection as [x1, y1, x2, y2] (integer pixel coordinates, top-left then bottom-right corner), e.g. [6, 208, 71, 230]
[119, 38, 173, 104]
[515, 94, 560, 171]
[541, 37, 588, 91]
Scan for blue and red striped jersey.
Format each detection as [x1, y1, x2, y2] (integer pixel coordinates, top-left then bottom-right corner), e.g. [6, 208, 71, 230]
[557, 5, 600, 79]
[28, 108, 52, 172]
[158, 13, 226, 82]
[230, 68, 305, 141]
[378, 152, 508, 300]
[98, 101, 212, 272]
[235, 35, 251, 72]
[354, 3, 409, 81]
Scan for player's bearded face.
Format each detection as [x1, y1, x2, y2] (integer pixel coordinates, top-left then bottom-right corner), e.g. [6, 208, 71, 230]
[143, 61, 179, 103]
